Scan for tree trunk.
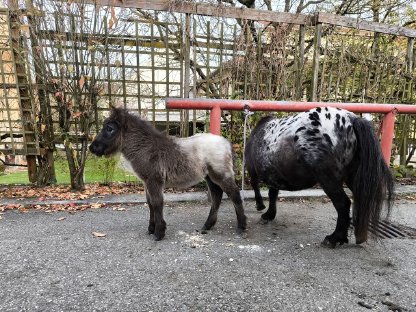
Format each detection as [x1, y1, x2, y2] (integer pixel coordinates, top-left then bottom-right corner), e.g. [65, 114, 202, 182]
[37, 150, 57, 185]
[26, 0, 57, 185]
[65, 143, 85, 191]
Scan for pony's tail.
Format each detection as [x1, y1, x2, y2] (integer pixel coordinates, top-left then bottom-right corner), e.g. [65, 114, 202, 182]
[351, 117, 395, 244]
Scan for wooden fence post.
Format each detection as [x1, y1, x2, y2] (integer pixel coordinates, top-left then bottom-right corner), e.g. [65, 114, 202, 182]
[400, 37, 415, 164]
[297, 24, 305, 100]
[180, 13, 191, 137]
[311, 21, 322, 102]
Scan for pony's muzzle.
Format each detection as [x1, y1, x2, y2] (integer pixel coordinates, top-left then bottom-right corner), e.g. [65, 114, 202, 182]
[89, 141, 104, 156]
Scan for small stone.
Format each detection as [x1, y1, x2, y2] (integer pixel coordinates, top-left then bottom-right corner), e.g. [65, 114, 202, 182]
[229, 258, 234, 262]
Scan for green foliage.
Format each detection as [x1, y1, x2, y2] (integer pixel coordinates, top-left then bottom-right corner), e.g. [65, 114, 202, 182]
[392, 164, 416, 178]
[100, 156, 117, 186]
[0, 153, 140, 185]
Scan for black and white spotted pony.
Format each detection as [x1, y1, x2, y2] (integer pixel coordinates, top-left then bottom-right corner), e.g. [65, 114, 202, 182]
[245, 107, 394, 248]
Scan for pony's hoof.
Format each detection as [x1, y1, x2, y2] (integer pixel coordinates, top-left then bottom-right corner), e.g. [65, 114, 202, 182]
[236, 228, 248, 239]
[256, 204, 266, 211]
[321, 236, 349, 248]
[321, 238, 336, 248]
[258, 218, 270, 225]
[154, 232, 165, 241]
[201, 224, 213, 234]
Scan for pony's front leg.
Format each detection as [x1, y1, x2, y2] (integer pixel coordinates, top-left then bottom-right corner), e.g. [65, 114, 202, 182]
[145, 188, 155, 235]
[145, 180, 166, 241]
[259, 188, 278, 224]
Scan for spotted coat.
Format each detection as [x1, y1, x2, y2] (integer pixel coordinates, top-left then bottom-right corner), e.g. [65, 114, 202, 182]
[246, 107, 358, 190]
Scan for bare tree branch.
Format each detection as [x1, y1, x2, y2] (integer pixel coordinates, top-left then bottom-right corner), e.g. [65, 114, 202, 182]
[402, 20, 416, 27]
[263, 0, 272, 10]
[217, 0, 235, 5]
[236, 0, 255, 8]
[0, 158, 27, 167]
[297, 0, 326, 12]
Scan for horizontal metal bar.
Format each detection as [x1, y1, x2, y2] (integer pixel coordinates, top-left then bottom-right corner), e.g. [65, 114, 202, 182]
[166, 98, 416, 114]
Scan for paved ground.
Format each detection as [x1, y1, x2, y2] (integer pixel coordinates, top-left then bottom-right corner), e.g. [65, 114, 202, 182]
[0, 188, 415, 311]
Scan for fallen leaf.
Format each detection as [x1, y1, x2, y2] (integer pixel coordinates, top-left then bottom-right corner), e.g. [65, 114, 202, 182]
[18, 207, 28, 213]
[90, 203, 103, 209]
[79, 75, 85, 89]
[92, 232, 106, 237]
[113, 207, 126, 211]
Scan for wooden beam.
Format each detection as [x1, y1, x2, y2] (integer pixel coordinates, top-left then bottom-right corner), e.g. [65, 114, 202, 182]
[81, 0, 313, 25]
[75, 1, 416, 38]
[311, 23, 322, 102]
[317, 13, 416, 38]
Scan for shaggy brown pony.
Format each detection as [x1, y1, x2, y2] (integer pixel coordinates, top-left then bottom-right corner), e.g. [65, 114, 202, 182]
[90, 108, 247, 240]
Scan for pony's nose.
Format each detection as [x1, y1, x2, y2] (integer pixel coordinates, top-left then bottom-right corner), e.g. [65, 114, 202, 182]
[89, 142, 98, 154]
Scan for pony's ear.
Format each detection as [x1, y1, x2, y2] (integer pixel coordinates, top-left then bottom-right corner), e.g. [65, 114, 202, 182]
[109, 106, 128, 126]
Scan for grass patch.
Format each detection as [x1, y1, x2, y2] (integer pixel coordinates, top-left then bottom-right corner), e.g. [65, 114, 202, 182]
[0, 154, 139, 185]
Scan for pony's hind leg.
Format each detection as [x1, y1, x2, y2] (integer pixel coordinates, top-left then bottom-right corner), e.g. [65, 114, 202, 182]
[210, 175, 247, 233]
[201, 176, 224, 233]
[259, 188, 279, 224]
[250, 172, 266, 211]
[145, 180, 166, 241]
[319, 180, 351, 248]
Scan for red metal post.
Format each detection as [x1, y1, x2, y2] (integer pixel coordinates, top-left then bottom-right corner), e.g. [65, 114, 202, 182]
[166, 98, 416, 164]
[380, 111, 396, 164]
[210, 105, 222, 135]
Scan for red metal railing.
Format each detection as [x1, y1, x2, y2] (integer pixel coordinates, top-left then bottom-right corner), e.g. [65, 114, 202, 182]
[166, 98, 416, 163]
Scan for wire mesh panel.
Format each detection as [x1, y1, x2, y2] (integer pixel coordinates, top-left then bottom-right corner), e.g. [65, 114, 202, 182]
[318, 27, 416, 104]
[0, 1, 415, 161]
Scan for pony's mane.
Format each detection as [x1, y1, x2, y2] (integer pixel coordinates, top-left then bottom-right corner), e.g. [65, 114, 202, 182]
[111, 108, 163, 137]
[256, 115, 275, 127]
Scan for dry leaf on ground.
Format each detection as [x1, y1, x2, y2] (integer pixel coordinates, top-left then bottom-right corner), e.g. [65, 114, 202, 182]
[92, 231, 106, 237]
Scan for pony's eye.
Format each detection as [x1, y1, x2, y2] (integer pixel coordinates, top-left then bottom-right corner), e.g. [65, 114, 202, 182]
[106, 125, 114, 133]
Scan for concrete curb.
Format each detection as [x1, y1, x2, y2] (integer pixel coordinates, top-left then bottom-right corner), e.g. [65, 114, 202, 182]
[1, 185, 415, 207]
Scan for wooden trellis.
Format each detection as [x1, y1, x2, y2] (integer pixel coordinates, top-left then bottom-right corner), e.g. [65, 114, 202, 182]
[0, 8, 39, 156]
[0, 0, 415, 167]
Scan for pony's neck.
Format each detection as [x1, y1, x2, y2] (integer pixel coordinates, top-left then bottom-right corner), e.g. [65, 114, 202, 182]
[120, 116, 173, 159]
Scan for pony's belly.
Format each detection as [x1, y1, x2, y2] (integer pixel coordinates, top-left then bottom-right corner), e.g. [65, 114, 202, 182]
[259, 162, 317, 191]
[165, 171, 206, 190]
[263, 176, 316, 191]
